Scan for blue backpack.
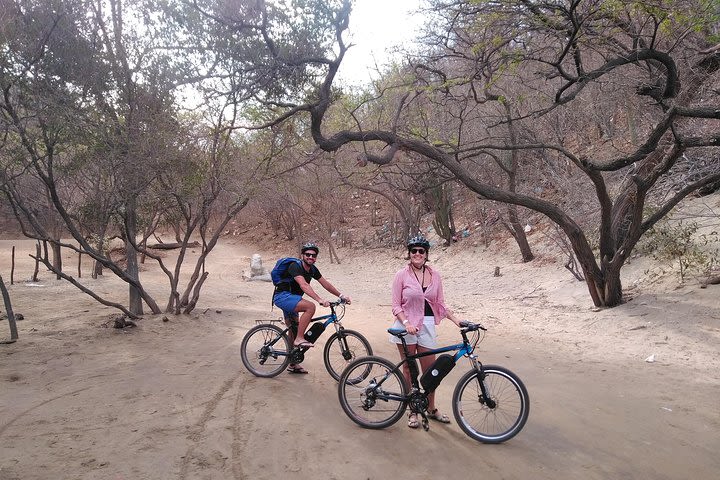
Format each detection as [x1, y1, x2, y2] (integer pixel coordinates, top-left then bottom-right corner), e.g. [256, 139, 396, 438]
[270, 257, 302, 286]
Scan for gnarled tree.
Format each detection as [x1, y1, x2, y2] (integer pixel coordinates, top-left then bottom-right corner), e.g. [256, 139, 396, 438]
[203, 0, 719, 307]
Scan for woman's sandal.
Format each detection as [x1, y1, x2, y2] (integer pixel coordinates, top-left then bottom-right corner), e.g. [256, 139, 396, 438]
[407, 412, 420, 429]
[428, 408, 451, 424]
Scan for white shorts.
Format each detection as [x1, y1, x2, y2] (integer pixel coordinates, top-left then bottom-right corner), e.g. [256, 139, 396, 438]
[389, 316, 437, 349]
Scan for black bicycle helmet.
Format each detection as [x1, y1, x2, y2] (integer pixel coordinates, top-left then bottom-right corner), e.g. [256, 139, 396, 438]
[301, 241, 319, 254]
[407, 234, 430, 250]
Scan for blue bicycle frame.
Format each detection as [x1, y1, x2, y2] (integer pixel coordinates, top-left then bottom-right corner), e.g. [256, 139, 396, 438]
[387, 327, 477, 364]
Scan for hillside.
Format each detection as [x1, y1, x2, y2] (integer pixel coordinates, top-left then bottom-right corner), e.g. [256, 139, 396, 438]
[225, 188, 720, 289]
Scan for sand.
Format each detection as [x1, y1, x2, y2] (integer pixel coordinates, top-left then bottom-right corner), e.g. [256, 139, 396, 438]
[1, 236, 719, 480]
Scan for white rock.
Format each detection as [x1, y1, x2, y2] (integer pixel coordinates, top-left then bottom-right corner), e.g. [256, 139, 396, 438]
[250, 254, 266, 277]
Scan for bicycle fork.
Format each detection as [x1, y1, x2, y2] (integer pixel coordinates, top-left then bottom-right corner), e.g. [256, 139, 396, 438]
[469, 357, 497, 409]
[332, 323, 354, 361]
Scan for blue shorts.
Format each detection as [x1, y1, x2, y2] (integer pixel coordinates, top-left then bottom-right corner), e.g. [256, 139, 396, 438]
[274, 291, 302, 318]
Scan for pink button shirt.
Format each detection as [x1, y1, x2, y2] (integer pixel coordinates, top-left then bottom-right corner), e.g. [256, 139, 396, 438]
[391, 264, 449, 328]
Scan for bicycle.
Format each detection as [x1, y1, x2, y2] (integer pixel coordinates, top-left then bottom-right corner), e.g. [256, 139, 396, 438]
[240, 299, 372, 380]
[337, 321, 529, 444]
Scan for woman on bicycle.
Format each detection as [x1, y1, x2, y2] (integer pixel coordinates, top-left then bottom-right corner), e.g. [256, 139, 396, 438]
[274, 242, 351, 374]
[390, 234, 463, 428]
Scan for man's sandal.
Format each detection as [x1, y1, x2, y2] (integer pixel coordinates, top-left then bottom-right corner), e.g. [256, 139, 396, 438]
[293, 341, 314, 348]
[287, 365, 309, 374]
[408, 412, 420, 429]
[428, 408, 451, 424]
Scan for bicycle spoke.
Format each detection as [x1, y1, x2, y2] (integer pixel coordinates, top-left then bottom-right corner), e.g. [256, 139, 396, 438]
[323, 330, 372, 381]
[240, 324, 291, 378]
[338, 357, 407, 429]
[453, 366, 529, 443]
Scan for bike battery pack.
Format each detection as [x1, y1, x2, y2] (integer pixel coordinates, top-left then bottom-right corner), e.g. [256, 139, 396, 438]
[420, 354, 456, 392]
[304, 322, 326, 343]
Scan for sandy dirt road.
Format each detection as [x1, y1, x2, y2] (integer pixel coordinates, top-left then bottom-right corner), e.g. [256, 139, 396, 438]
[1, 238, 718, 479]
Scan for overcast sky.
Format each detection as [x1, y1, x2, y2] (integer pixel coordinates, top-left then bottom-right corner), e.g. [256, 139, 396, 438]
[336, 0, 422, 86]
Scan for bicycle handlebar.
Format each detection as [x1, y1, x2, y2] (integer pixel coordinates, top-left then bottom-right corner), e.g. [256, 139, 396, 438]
[329, 298, 348, 307]
[459, 321, 486, 332]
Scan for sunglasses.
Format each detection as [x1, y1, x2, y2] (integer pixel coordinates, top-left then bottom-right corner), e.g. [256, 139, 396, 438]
[303, 252, 318, 258]
[410, 248, 426, 255]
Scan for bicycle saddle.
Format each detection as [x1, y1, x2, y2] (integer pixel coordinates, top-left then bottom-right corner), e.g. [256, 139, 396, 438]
[387, 327, 409, 337]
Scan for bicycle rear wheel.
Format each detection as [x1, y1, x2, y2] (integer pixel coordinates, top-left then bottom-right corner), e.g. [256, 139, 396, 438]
[338, 356, 407, 429]
[323, 329, 373, 381]
[240, 323, 291, 377]
[452, 365, 529, 443]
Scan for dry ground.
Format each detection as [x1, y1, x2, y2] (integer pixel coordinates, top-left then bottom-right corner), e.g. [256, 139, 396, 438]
[1, 225, 719, 479]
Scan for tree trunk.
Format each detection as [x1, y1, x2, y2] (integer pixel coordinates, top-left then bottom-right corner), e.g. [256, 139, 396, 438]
[92, 228, 109, 279]
[601, 263, 624, 307]
[575, 247, 624, 308]
[327, 240, 340, 264]
[499, 97, 534, 263]
[183, 271, 209, 314]
[0, 274, 19, 342]
[33, 242, 41, 282]
[506, 205, 534, 262]
[92, 259, 104, 278]
[125, 198, 144, 316]
[51, 241, 62, 280]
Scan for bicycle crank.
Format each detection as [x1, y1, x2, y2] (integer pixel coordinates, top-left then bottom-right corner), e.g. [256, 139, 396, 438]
[289, 349, 305, 364]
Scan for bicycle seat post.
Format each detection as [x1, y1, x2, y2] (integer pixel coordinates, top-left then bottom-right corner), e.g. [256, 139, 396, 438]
[398, 333, 409, 354]
[400, 336, 421, 387]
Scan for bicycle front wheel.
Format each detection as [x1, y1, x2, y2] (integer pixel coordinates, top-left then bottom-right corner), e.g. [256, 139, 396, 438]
[338, 356, 407, 429]
[323, 329, 373, 381]
[240, 323, 291, 378]
[452, 365, 529, 444]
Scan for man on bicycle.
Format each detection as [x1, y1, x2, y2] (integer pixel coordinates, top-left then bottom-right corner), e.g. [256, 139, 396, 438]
[273, 242, 351, 374]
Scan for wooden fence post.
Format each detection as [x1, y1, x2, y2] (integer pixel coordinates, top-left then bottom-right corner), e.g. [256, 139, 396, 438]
[1, 274, 19, 342]
[11, 246, 15, 285]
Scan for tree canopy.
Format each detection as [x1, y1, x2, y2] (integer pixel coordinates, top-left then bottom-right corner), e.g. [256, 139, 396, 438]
[2, 0, 719, 313]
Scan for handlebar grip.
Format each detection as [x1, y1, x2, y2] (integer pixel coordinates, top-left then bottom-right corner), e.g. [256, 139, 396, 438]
[459, 321, 486, 332]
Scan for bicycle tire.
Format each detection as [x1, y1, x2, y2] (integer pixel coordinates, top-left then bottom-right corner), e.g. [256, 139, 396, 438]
[338, 356, 408, 429]
[323, 329, 373, 381]
[452, 365, 529, 444]
[240, 323, 291, 378]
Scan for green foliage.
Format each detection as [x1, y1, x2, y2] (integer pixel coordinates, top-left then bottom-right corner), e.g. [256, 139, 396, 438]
[640, 220, 720, 282]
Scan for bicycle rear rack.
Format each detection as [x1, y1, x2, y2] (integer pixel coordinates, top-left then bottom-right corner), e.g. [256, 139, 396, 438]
[255, 318, 284, 326]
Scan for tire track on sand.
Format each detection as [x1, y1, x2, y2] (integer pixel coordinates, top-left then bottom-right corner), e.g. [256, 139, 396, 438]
[178, 372, 244, 480]
[231, 374, 250, 479]
[0, 387, 90, 437]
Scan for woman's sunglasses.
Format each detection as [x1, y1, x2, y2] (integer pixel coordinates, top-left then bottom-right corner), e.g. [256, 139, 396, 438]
[409, 248, 426, 255]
